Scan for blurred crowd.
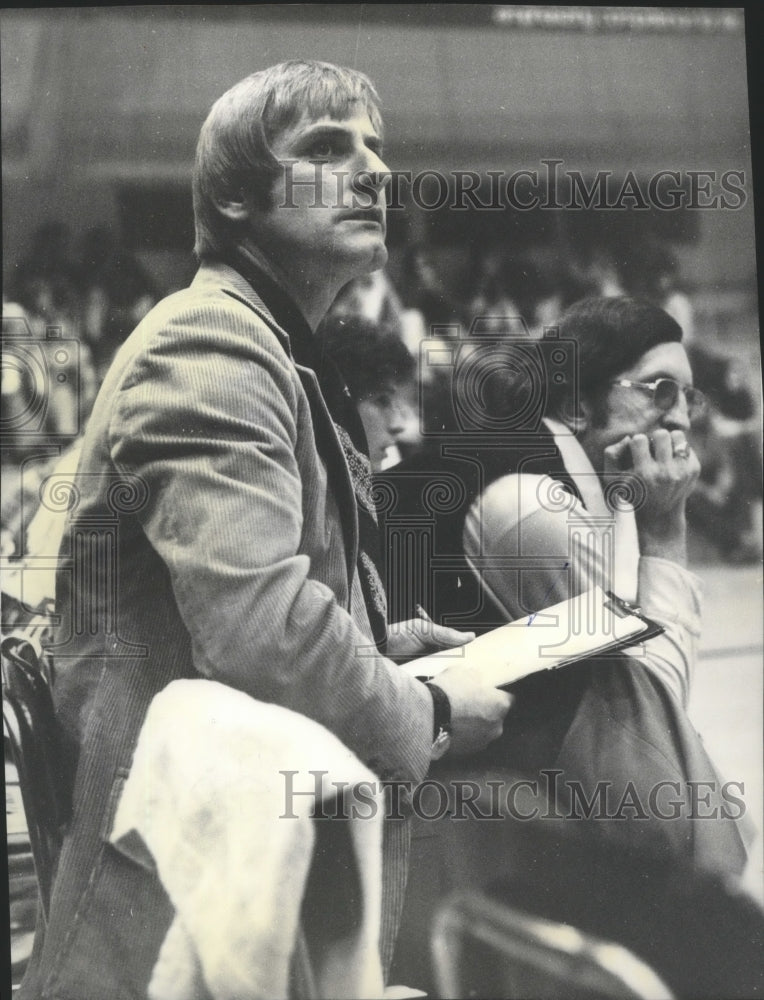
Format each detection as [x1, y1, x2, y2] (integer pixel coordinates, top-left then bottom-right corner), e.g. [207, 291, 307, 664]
[2, 223, 159, 598]
[2, 220, 762, 601]
[323, 234, 763, 568]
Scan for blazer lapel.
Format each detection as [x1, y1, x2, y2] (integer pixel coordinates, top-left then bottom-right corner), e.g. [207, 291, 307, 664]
[196, 262, 359, 587]
[293, 362, 359, 588]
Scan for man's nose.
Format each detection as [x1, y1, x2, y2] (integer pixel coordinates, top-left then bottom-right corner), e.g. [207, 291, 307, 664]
[350, 148, 391, 196]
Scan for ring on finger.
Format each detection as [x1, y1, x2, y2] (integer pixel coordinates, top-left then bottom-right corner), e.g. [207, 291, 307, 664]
[672, 444, 690, 459]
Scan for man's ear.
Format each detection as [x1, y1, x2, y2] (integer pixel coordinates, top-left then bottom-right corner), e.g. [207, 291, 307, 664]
[213, 193, 251, 224]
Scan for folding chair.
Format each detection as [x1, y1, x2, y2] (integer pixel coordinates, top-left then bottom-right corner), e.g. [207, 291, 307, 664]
[2, 623, 70, 924]
[431, 888, 674, 1000]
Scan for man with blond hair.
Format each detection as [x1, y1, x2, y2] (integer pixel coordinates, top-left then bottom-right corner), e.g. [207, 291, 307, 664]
[21, 61, 509, 998]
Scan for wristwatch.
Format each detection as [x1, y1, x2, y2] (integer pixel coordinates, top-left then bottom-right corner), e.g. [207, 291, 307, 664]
[426, 681, 452, 760]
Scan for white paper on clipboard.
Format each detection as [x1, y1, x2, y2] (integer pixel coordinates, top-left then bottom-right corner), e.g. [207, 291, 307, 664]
[401, 586, 664, 690]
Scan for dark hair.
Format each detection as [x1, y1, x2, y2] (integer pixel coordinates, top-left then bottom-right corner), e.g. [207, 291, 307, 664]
[317, 314, 415, 401]
[548, 296, 684, 423]
[193, 60, 383, 259]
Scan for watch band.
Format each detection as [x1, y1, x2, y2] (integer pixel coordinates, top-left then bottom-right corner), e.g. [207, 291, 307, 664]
[426, 681, 451, 739]
[426, 681, 452, 759]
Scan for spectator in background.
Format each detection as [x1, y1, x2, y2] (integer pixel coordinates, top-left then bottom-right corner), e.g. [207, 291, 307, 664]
[502, 253, 598, 336]
[616, 236, 763, 563]
[2, 437, 85, 613]
[384, 296, 752, 994]
[462, 297, 705, 702]
[318, 313, 416, 472]
[458, 296, 752, 863]
[317, 314, 417, 640]
[323, 270, 427, 462]
[10, 270, 81, 340]
[686, 365, 763, 564]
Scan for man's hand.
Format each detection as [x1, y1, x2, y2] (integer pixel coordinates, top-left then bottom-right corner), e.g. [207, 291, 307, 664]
[387, 616, 512, 756]
[386, 618, 475, 662]
[425, 661, 513, 757]
[604, 428, 701, 564]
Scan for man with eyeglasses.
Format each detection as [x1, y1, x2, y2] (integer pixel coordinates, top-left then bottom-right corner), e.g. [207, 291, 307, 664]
[387, 295, 751, 994]
[463, 295, 707, 708]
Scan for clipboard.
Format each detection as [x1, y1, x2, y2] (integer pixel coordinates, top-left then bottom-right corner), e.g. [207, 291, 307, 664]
[401, 586, 665, 691]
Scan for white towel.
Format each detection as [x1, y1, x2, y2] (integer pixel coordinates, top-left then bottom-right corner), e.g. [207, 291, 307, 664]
[110, 679, 385, 1000]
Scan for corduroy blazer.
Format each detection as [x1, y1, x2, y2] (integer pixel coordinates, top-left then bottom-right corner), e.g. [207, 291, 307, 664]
[22, 261, 432, 1000]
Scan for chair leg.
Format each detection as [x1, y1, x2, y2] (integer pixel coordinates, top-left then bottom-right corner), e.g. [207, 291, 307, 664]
[289, 925, 318, 1000]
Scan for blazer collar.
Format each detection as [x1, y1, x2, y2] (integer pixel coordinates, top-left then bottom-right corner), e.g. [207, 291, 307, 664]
[191, 259, 295, 356]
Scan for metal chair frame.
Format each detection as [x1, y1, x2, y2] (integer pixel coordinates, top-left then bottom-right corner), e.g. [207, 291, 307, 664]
[2, 621, 69, 924]
[432, 888, 675, 1000]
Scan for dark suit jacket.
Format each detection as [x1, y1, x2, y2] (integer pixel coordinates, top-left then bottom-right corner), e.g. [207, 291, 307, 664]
[22, 261, 432, 999]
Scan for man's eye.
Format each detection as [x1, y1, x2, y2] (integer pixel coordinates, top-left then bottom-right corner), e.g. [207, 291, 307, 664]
[308, 141, 335, 159]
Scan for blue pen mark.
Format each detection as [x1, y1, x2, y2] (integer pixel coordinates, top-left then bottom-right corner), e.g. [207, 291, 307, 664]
[527, 563, 570, 625]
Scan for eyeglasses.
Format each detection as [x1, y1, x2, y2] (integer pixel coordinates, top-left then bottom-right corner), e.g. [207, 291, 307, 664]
[611, 378, 707, 419]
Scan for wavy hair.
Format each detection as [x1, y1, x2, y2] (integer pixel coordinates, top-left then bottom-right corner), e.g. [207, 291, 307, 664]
[192, 60, 383, 259]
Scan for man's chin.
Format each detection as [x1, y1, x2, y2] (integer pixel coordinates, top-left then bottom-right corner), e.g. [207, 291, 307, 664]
[340, 237, 388, 275]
